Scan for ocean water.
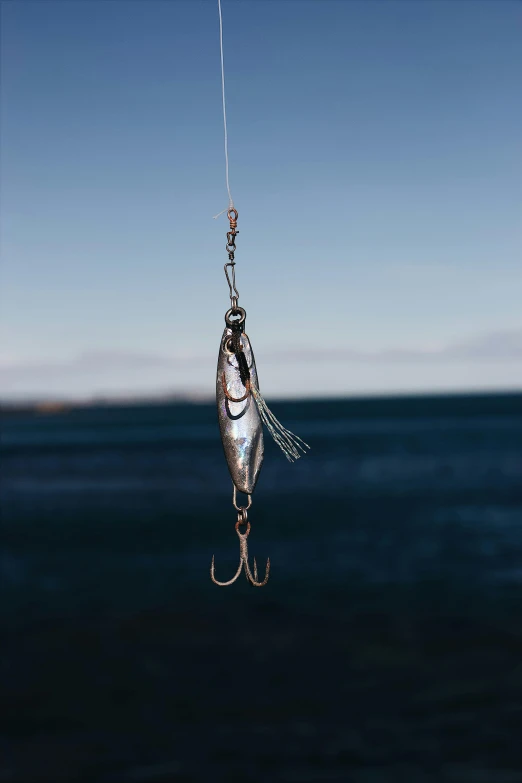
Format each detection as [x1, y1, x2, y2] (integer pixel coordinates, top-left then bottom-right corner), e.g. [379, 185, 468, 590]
[1, 393, 522, 782]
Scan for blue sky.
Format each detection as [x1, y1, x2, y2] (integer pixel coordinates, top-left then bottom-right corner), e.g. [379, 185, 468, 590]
[1, 0, 521, 400]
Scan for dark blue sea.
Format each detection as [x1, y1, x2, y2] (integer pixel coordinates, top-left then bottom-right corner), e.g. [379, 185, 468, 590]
[1, 393, 522, 782]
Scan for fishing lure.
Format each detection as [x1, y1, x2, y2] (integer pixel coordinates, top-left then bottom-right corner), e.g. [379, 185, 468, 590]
[210, 208, 309, 588]
[210, 1, 309, 587]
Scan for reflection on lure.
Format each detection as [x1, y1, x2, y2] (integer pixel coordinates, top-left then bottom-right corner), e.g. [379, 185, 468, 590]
[221, 373, 250, 402]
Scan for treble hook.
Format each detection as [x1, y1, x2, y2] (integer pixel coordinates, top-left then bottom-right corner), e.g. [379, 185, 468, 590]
[210, 513, 270, 588]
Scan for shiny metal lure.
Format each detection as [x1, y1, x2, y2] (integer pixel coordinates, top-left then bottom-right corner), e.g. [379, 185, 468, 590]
[211, 209, 309, 588]
[217, 325, 263, 495]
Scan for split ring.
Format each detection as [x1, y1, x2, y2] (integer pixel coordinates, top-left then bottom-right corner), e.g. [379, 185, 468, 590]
[237, 507, 248, 525]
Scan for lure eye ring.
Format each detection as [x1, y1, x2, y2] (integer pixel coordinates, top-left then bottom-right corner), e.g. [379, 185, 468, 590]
[234, 519, 251, 536]
[225, 306, 246, 326]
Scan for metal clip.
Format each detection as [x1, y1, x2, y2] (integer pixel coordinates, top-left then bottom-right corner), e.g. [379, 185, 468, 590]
[224, 261, 239, 306]
[223, 208, 240, 306]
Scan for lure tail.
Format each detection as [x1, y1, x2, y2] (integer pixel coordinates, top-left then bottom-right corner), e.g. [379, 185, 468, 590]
[250, 381, 309, 463]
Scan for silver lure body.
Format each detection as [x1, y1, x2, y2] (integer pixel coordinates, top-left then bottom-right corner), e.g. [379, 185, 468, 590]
[216, 328, 264, 494]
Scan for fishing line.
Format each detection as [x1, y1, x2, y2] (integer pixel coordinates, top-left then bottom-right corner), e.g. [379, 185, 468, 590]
[214, 0, 235, 218]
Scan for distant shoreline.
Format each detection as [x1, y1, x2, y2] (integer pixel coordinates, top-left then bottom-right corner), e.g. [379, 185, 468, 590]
[1, 389, 521, 417]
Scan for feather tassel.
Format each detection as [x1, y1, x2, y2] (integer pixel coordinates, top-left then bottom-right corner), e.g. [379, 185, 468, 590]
[250, 381, 310, 462]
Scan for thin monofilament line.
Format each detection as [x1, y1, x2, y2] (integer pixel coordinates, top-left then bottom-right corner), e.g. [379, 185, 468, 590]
[216, 0, 234, 213]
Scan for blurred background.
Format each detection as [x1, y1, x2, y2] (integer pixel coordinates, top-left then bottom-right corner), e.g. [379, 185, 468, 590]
[1, 1, 521, 781]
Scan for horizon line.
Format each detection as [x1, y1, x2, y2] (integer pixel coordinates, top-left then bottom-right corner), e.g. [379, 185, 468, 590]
[1, 387, 521, 412]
